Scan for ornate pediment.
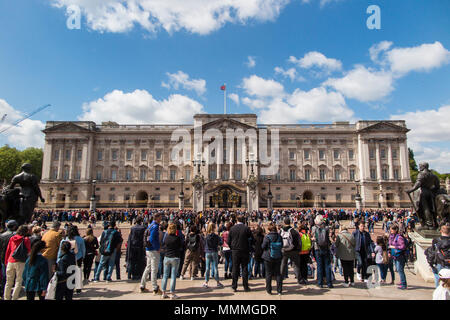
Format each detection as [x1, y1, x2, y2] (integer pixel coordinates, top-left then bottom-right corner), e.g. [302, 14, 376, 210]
[357, 122, 409, 133]
[193, 118, 255, 132]
[43, 122, 94, 134]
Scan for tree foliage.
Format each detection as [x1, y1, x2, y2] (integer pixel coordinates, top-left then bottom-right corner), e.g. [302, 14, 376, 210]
[408, 148, 449, 183]
[0, 145, 43, 185]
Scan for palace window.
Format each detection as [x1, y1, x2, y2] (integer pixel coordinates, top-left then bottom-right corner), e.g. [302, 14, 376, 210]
[289, 150, 295, 160]
[276, 194, 281, 201]
[111, 150, 118, 161]
[333, 149, 340, 160]
[381, 149, 386, 159]
[141, 150, 147, 161]
[394, 169, 399, 180]
[334, 168, 341, 181]
[348, 149, 354, 160]
[289, 169, 296, 181]
[209, 169, 216, 180]
[156, 150, 162, 160]
[54, 149, 59, 161]
[382, 168, 388, 180]
[319, 150, 325, 160]
[126, 150, 133, 161]
[275, 170, 281, 181]
[235, 168, 241, 180]
[125, 169, 132, 181]
[65, 150, 71, 161]
[169, 194, 175, 201]
[63, 168, 70, 180]
[155, 169, 161, 181]
[290, 194, 296, 201]
[222, 169, 229, 181]
[370, 168, 376, 180]
[185, 169, 191, 181]
[109, 194, 116, 201]
[97, 150, 103, 161]
[336, 194, 342, 202]
[304, 169, 310, 181]
[77, 150, 82, 161]
[392, 149, 398, 159]
[52, 168, 58, 180]
[170, 169, 176, 181]
[153, 194, 160, 201]
[75, 169, 81, 180]
[96, 170, 102, 180]
[111, 170, 117, 181]
[140, 168, 147, 181]
[319, 169, 326, 181]
[369, 148, 375, 159]
[304, 150, 310, 160]
[349, 168, 355, 181]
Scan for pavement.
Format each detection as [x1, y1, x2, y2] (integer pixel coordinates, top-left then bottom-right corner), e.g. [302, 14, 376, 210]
[38, 220, 435, 300]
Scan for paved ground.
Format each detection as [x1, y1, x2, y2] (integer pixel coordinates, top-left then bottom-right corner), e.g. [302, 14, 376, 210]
[33, 220, 434, 300]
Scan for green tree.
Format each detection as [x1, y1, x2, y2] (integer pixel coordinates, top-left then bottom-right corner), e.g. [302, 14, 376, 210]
[20, 147, 44, 179]
[408, 148, 419, 183]
[0, 145, 22, 184]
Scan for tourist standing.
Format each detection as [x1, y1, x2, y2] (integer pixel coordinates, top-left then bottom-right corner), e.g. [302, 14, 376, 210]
[180, 225, 201, 280]
[374, 236, 389, 283]
[429, 224, 450, 288]
[334, 226, 356, 287]
[161, 223, 182, 299]
[353, 223, 375, 282]
[280, 217, 302, 284]
[140, 212, 162, 294]
[126, 216, 146, 280]
[389, 224, 408, 290]
[228, 215, 254, 292]
[221, 222, 232, 279]
[203, 223, 224, 289]
[311, 215, 333, 288]
[253, 226, 265, 279]
[55, 241, 76, 300]
[94, 221, 122, 283]
[23, 240, 49, 300]
[261, 223, 283, 295]
[0, 220, 18, 298]
[4, 225, 31, 300]
[298, 223, 311, 284]
[41, 221, 63, 278]
[83, 227, 99, 282]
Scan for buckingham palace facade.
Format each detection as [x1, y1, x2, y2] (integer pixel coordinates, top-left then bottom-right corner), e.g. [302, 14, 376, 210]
[39, 113, 412, 210]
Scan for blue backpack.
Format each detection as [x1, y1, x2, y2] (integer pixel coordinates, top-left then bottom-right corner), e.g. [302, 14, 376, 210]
[269, 234, 283, 260]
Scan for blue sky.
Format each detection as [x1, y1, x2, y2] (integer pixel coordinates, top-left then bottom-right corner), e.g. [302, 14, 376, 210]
[0, 0, 449, 171]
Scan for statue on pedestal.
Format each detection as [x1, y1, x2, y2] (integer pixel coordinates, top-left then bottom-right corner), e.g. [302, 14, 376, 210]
[0, 163, 45, 228]
[406, 162, 446, 232]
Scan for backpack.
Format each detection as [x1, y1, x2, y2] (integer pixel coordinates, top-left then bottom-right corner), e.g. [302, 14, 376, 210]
[315, 227, 329, 250]
[12, 238, 28, 262]
[280, 228, 295, 252]
[435, 237, 450, 267]
[425, 245, 438, 267]
[99, 229, 116, 256]
[269, 234, 283, 260]
[187, 234, 199, 251]
[391, 234, 407, 258]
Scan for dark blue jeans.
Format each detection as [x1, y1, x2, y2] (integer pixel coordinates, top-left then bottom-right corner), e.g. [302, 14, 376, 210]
[394, 255, 407, 288]
[254, 259, 265, 277]
[377, 263, 388, 281]
[223, 250, 232, 274]
[315, 250, 332, 286]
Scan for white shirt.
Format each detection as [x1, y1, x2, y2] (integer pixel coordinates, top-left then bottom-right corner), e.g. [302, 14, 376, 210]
[433, 284, 450, 300]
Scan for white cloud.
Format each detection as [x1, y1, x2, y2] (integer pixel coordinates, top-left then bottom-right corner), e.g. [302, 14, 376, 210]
[323, 65, 394, 102]
[246, 56, 256, 68]
[289, 51, 342, 72]
[390, 105, 450, 173]
[51, 0, 292, 35]
[162, 71, 206, 96]
[0, 99, 45, 149]
[369, 40, 393, 64]
[228, 93, 240, 105]
[241, 75, 285, 98]
[387, 41, 450, 75]
[78, 89, 204, 124]
[274, 66, 304, 81]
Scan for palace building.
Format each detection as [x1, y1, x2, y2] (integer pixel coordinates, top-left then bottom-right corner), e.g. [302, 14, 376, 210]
[39, 113, 412, 210]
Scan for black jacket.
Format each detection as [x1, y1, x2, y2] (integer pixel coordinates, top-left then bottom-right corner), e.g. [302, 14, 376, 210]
[228, 223, 253, 253]
[163, 234, 182, 258]
[352, 230, 374, 254]
[0, 230, 15, 263]
[56, 251, 76, 284]
[253, 233, 265, 259]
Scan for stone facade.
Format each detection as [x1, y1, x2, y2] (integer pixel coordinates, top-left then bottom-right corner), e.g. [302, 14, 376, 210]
[39, 114, 412, 210]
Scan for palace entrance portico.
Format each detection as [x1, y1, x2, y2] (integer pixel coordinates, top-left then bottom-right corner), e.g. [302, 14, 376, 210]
[205, 183, 246, 208]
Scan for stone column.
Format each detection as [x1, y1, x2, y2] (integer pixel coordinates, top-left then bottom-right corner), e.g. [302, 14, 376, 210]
[388, 141, 394, 181]
[42, 138, 53, 180]
[80, 139, 89, 181]
[58, 140, 65, 180]
[86, 135, 94, 181]
[376, 142, 382, 182]
[399, 140, 409, 181]
[246, 186, 259, 212]
[193, 184, 204, 212]
[229, 139, 235, 180]
[69, 142, 77, 179]
[242, 141, 248, 179]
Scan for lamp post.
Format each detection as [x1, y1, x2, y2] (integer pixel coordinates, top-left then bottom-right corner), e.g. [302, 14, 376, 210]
[192, 152, 205, 175]
[355, 179, 362, 211]
[179, 177, 185, 210]
[245, 152, 258, 176]
[89, 179, 97, 212]
[267, 177, 273, 211]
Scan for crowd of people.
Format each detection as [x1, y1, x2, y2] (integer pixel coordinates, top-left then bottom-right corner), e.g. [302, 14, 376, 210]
[0, 207, 448, 300]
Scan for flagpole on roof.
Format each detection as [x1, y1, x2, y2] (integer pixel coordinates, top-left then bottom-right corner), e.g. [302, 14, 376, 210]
[224, 83, 226, 114]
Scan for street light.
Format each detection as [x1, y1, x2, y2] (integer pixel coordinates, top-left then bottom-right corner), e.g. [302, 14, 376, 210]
[179, 177, 185, 210]
[192, 152, 205, 175]
[245, 152, 258, 175]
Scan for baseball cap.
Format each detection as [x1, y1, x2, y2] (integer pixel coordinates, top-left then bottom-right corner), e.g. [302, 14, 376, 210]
[438, 268, 450, 279]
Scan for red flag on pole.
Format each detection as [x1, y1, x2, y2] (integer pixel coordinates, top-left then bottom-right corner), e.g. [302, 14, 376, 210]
[220, 84, 226, 90]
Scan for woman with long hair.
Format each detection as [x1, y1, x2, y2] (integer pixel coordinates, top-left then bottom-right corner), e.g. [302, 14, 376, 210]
[55, 241, 76, 300]
[374, 235, 389, 283]
[23, 240, 49, 300]
[221, 222, 233, 279]
[203, 223, 224, 289]
[83, 227, 99, 282]
[161, 223, 182, 299]
[253, 226, 265, 279]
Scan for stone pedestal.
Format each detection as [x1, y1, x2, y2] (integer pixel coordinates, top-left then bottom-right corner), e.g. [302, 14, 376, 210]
[89, 197, 96, 212]
[247, 186, 259, 212]
[193, 186, 204, 212]
[178, 194, 185, 210]
[409, 232, 437, 283]
[267, 194, 273, 211]
[355, 196, 362, 211]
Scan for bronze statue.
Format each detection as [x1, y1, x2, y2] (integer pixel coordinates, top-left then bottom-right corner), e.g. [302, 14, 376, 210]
[0, 163, 44, 228]
[406, 162, 441, 230]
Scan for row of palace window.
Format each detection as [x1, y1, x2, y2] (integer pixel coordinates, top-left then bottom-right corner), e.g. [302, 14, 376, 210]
[289, 149, 354, 161]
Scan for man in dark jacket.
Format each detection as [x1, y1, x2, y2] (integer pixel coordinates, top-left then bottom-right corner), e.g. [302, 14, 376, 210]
[228, 215, 254, 292]
[126, 216, 146, 280]
[0, 220, 18, 297]
[93, 220, 122, 282]
[280, 217, 302, 284]
[352, 222, 375, 282]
